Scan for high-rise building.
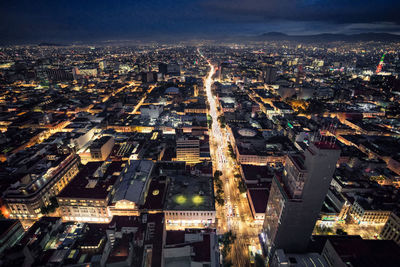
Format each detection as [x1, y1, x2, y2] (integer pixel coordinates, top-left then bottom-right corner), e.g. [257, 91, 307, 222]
[158, 63, 168, 74]
[218, 62, 231, 81]
[141, 71, 157, 83]
[158, 63, 180, 76]
[262, 66, 277, 84]
[262, 142, 340, 260]
[99, 60, 107, 70]
[46, 69, 73, 81]
[166, 63, 181, 76]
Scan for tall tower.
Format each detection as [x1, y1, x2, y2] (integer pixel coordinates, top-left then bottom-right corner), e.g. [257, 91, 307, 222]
[262, 141, 340, 260]
[262, 65, 277, 84]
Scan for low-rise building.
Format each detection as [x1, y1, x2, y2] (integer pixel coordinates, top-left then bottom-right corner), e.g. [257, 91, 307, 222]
[350, 197, 391, 225]
[57, 161, 125, 223]
[176, 136, 200, 164]
[89, 136, 115, 161]
[5, 153, 80, 220]
[108, 160, 154, 217]
[322, 236, 400, 267]
[0, 219, 24, 255]
[164, 175, 216, 229]
[164, 229, 220, 267]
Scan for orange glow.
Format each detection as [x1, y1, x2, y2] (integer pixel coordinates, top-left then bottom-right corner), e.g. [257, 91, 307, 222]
[1, 205, 10, 218]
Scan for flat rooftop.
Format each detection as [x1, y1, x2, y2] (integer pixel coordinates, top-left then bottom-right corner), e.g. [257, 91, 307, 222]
[165, 175, 215, 211]
[58, 161, 124, 199]
[248, 189, 269, 214]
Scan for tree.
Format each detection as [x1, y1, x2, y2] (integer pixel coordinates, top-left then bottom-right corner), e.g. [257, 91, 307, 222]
[215, 179, 223, 189]
[304, 99, 326, 115]
[315, 225, 334, 235]
[207, 115, 213, 129]
[218, 115, 226, 128]
[255, 254, 265, 267]
[216, 188, 223, 195]
[219, 231, 237, 258]
[223, 260, 233, 267]
[238, 180, 247, 194]
[40, 197, 59, 215]
[215, 195, 225, 206]
[214, 170, 223, 178]
[336, 228, 348, 236]
[50, 196, 59, 208]
[40, 206, 48, 215]
[227, 143, 236, 159]
[234, 173, 241, 180]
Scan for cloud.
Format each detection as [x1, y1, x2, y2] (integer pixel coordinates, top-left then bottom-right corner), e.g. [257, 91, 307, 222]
[202, 0, 400, 25]
[1, 0, 399, 43]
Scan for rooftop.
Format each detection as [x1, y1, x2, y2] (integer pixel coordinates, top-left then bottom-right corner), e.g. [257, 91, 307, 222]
[165, 175, 215, 211]
[58, 161, 124, 199]
[112, 160, 154, 204]
[329, 238, 400, 267]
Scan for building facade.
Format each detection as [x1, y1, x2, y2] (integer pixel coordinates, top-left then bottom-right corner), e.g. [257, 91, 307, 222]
[262, 142, 340, 260]
[176, 137, 200, 164]
[380, 211, 400, 246]
[5, 154, 80, 220]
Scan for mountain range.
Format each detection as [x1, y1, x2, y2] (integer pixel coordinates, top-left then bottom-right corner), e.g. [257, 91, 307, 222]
[252, 32, 400, 42]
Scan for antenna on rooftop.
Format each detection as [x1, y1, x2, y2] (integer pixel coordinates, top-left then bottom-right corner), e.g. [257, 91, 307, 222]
[313, 126, 322, 143]
[321, 122, 327, 143]
[327, 122, 338, 148]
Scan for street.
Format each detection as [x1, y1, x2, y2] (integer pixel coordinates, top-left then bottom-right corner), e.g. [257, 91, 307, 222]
[199, 49, 262, 266]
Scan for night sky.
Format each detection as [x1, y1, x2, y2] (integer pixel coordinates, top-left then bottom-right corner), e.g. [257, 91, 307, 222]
[1, 0, 400, 43]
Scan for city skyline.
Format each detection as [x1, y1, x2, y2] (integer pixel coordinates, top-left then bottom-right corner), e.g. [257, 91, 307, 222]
[1, 1, 400, 267]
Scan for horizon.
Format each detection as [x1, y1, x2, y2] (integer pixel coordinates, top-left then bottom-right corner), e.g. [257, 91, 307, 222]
[3, 31, 400, 46]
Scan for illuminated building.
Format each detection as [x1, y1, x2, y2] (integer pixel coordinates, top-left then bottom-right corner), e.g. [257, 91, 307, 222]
[4, 154, 79, 220]
[184, 103, 207, 114]
[176, 136, 200, 164]
[380, 210, 400, 246]
[164, 175, 216, 229]
[262, 142, 340, 260]
[89, 136, 115, 161]
[99, 60, 107, 70]
[108, 160, 154, 216]
[350, 198, 391, 225]
[77, 68, 98, 77]
[58, 160, 154, 222]
[69, 126, 97, 150]
[140, 105, 163, 120]
[57, 161, 124, 223]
